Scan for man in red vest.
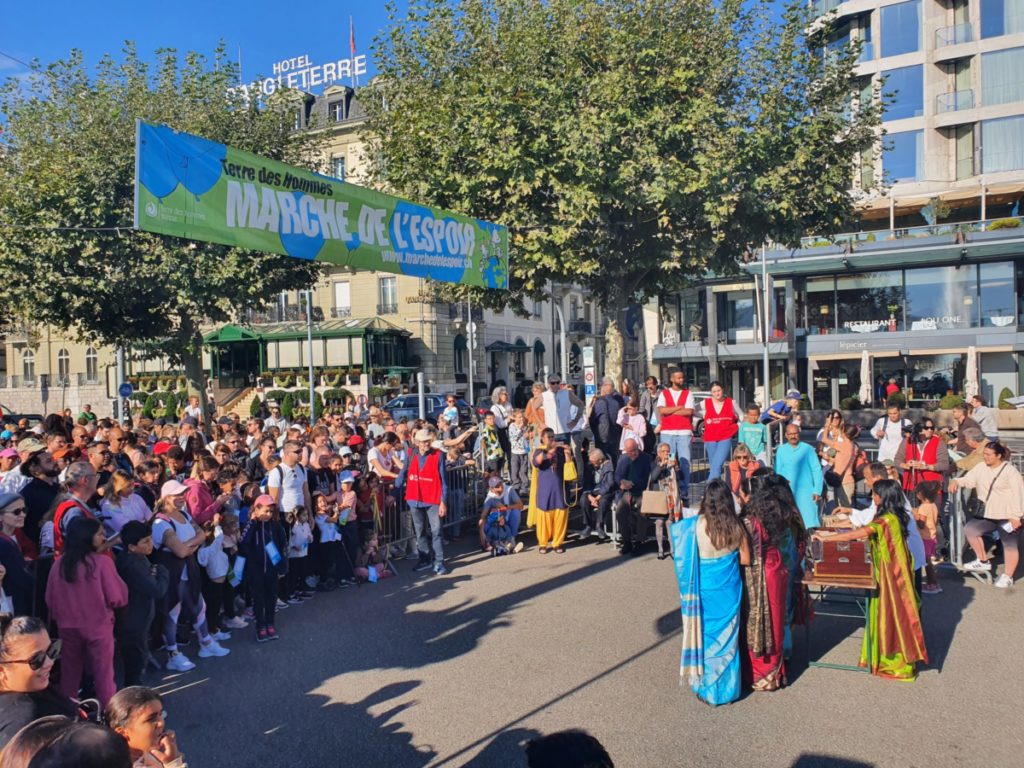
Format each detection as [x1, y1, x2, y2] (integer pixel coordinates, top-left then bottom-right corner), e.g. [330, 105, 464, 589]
[398, 428, 449, 575]
[655, 368, 696, 503]
[53, 461, 101, 553]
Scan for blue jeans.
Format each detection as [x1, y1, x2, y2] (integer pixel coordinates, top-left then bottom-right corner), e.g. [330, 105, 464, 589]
[704, 439, 733, 486]
[410, 502, 444, 568]
[661, 433, 692, 500]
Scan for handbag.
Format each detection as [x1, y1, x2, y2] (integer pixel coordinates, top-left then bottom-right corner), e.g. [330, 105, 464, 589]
[562, 453, 578, 482]
[965, 462, 1008, 519]
[640, 489, 670, 517]
[824, 443, 857, 488]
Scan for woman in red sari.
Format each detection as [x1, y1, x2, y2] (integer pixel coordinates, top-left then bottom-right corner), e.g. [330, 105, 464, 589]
[740, 484, 789, 691]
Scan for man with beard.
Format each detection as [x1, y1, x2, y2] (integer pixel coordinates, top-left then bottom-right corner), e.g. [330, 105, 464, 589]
[19, 445, 61, 543]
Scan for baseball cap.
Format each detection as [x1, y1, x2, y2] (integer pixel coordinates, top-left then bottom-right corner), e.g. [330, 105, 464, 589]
[152, 441, 172, 456]
[51, 447, 72, 461]
[347, 435, 365, 447]
[0, 431, 12, 441]
[547, 374, 561, 384]
[180, 416, 198, 427]
[16, 438, 45, 455]
[339, 446, 352, 457]
[160, 479, 189, 498]
[339, 471, 355, 485]
[785, 389, 801, 400]
[253, 494, 276, 507]
[0, 448, 17, 459]
[488, 476, 504, 488]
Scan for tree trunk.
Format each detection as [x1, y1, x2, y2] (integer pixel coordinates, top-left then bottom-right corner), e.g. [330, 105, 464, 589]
[603, 313, 625, 386]
[178, 315, 210, 435]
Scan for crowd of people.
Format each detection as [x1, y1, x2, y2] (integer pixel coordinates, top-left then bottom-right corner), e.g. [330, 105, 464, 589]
[0, 367, 1015, 752]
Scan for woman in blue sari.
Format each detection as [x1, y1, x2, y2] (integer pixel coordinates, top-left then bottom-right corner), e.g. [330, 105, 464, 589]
[672, 479, 750, 706]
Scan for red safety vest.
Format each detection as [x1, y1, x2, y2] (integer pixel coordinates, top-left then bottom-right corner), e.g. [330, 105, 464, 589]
[405, 450, 443, 505]
[53, 499, 96, 554]
[901, 437, 944, 493]
[702, 398, 738, 442]
[660, 389, 693, 432]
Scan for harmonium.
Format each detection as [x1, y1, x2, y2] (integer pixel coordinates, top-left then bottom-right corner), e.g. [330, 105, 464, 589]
[806, 515, 874, 585]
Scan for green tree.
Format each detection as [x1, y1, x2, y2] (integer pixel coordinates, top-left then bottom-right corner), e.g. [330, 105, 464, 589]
[249, 395, 263, 417]
[281, 392, 295, 421]
[365, 0, 879, 377]
[0, 44, 324, 402]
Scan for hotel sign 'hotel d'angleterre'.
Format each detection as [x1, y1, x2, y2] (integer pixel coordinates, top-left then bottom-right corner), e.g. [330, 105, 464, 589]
[237, 52, 369, 100]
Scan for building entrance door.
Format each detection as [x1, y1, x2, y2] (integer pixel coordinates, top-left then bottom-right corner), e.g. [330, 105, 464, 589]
[217, 342, 260, 389]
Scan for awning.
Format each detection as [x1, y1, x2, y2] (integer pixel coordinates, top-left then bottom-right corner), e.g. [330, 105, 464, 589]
[486, 340, 530, 353]
[203, 324, 260, 343]
[533, 339, 546, 354]
[204, 317, 411, 344]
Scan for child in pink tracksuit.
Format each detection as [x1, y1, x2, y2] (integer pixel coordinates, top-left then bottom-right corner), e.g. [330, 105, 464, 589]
[45, 516, 128, 706]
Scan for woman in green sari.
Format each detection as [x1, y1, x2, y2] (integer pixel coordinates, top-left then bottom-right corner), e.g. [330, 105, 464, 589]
[813, 479, 928, 681]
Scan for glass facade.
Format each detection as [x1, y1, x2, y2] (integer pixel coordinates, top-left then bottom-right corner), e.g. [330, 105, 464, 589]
[884, 130, 923, 182]
[716, 290, 755, 342]
[908, 354, 966, 399]
[982, 116, 1024, 172]
[882, 65, 924, 120]
[980, 263, 1016, 327]
[981, 0, 1024, 38]
[881, 0, 922, 57]
[905, 266, 977, 331]
[981, 47, 1024, 106]
[836, 271, 904, 333]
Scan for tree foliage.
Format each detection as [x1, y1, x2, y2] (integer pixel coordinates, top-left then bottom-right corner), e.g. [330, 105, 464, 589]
[0, 44, 326, 394]
[365, 0, 880, 316]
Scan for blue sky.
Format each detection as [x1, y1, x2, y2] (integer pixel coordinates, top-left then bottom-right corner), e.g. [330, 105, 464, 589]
[2, 1, 408, 83]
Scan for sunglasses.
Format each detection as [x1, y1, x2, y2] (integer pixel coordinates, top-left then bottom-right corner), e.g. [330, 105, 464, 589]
[0, 640, 62, 671]
[3, 507, 26, 516]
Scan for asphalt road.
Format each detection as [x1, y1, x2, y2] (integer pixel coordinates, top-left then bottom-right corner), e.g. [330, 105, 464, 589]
[155, 525, 1023, 768]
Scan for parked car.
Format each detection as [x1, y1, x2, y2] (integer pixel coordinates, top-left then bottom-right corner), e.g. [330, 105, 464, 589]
[473, 396, 493, 423]
[382, 394, 473, 426]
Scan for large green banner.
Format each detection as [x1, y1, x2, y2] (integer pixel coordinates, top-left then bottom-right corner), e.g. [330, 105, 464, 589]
[133, 120, 508, 289]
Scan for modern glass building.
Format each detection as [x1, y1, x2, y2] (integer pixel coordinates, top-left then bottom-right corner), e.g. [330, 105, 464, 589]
[652, 0, 1024, 409]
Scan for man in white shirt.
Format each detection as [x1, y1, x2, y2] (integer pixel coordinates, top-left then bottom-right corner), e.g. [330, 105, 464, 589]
[871, 404, 912, 463]
[267, 439, 312, 516]
[541, 375, 584, 442]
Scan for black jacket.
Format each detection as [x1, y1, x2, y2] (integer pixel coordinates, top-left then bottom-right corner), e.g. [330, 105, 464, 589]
[589, 393, 624, 448]
[0, 536, 34, 617]
[240, 519, 288, 577]
[114, 551, 170, 636]
[613, 452, 653, 501]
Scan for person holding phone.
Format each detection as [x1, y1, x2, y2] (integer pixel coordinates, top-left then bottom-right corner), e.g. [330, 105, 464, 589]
[532, 429, 572, 554]
[950, 441, 1024, 588]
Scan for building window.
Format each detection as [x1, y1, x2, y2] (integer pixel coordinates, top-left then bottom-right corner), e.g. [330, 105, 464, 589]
[982, 116, 1024, 172]
[21, 350, 35, 383]
[454, 334, 466, 374]
[905, 266, 977, 331]
[882, 65, 923, 120]
[981, 0, 1024, 38]
[329, 100, 345, 122]
[333, 281, 351, 317]
[533, 339, 545, 376]
[532, 299, 542, 318]
[909, 354, 966, 400]
[806, 277, 835, 335]
[884, 130, 924, 183]
[57, 349, 70, 381]
[955, 124, 975, 180]
[85, 346, 98, 383]
[292, 109, 302, 131]
[377, 276, 398, 314]
[880, 0, 922, 57]
[331, 155, 346, 182]
[982, 47, 1024, 106]
[860, 146, 876, 189]
[979, 262, 1016, 327]
[715, 289, 756, 342]
[569, 297, 580, 321]
[835, 272, 905, 334]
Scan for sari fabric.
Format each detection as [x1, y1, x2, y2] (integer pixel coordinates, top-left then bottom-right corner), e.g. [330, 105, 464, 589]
[672, 518, 742, 706]
[860, 513, 928, 681]
[742, 517, 788, 691]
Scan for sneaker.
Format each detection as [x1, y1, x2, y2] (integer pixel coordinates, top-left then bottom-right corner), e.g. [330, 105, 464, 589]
[963, 559, 991, 573]
[266, 626, 279, 641]
[256, 627, 269, 643]
[166, 652, 195, 673]
[223, 616, 248, 630]
[316, 581, 337, 592]
[286, 595, 304, 605]
[305, 575, 319, 589]
[413, 560, 432, 573]
[434, 564, 448, 576]
[209, 630, 232, 642]
[994, 574, 1014, 589]
[198, 640, 230, 658]
[337, 579, 352, 589]
[389, 544, 404, 558]
[921, 584, 942, 595]
[513, 541, 524, 554]
[596, 528, 609, 541]
[580, 526, 592, 539]
[242, 608, 255, 621]
[298, 590, 315, 599]
[275, 598, 289, 610]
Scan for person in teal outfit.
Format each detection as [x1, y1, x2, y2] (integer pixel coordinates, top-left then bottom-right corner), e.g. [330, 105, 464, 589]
[773, 424, 823, 530]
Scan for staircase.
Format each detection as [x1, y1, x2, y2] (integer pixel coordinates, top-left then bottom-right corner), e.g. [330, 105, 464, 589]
[220, 387, 258, 420]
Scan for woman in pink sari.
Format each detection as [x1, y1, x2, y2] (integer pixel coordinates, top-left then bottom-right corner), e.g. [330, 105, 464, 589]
[740, 482, 790, 691]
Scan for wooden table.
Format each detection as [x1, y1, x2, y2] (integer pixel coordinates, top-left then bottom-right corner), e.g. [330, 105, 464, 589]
[801, 574, 877, 673]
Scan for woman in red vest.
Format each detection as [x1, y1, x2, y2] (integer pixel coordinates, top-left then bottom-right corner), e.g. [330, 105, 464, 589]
[895, 419, 949, 502]
[703, 382, 740, 486]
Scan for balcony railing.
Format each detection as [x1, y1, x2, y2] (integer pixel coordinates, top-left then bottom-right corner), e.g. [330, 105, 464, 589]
[569, 319, 593, 334]
[936, 89, 975, 113]
[10, 375, 36, 388]
[377, 302, 399, 315]
[331, 306, 352, 318]
[936, 23, 973, 47]
[76, 372, 103, 386]
[793, 215, 1024, 250]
